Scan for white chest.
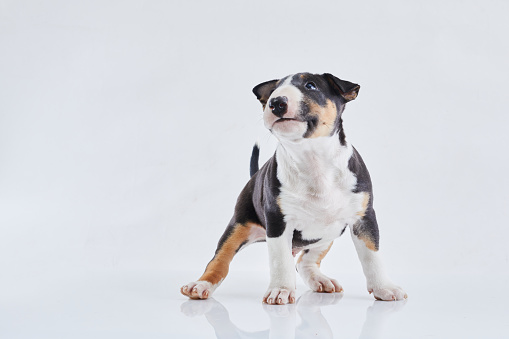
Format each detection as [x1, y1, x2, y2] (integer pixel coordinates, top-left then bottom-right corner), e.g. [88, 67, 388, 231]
[275, 139, 367, 246]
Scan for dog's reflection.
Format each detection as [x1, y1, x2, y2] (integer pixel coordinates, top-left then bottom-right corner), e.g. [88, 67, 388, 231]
[181, 291, 406, 338]
[358, 299, 407, 339]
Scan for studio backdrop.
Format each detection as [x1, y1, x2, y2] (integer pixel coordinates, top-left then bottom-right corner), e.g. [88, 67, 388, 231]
[1, 0, 508, 297]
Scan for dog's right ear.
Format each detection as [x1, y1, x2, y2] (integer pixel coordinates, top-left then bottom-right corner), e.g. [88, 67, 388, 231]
[323, 73, 360, 102]
[252, 80, 278, 108]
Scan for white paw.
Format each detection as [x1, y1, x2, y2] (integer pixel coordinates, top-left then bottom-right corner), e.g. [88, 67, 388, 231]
[300, 269, 343, 293]
[368, 282, 407, 301]
[263, 287, 296, 305]
[181, 280, 216, 300]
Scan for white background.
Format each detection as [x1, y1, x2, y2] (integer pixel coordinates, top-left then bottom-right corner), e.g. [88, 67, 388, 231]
[1, 0, 508, 337]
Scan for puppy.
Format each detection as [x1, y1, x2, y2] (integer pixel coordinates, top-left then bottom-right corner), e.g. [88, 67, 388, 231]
[181, 73, 407, 304]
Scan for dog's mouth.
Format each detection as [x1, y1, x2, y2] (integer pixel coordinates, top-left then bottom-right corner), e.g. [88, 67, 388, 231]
[272, 118, 301, 126]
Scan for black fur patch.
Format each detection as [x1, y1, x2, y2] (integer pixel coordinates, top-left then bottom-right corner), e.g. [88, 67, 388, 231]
[303, 114, 319, 139]
[234, 154, 287, 238]
[262, 157, 287, 238]
[233, 179, 262, 226]
[337, 117, 347, 146]
[291, 74, 329, 107]
[250, 144, 259, 177]
[348, 147, 373, 194]
[292, 229, 321, 249]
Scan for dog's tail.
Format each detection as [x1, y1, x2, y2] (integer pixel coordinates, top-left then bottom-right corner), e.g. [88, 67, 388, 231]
[250, 142, 260, 177]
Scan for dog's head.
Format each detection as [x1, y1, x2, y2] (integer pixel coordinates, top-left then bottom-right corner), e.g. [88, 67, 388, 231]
[253, 73, 360, 141]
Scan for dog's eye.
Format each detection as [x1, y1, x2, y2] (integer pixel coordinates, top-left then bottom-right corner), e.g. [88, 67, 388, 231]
[305, 82, 317, 90]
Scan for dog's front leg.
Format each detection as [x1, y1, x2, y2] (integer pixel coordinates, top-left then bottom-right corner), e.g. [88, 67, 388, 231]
[350, 216, 407, 301]
[263, 232, 296, 305]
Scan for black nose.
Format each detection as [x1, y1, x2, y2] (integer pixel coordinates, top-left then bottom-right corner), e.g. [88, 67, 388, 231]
[269, 96, 288, 118]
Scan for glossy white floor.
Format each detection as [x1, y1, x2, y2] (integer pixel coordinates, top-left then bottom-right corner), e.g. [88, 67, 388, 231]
[3, 268, 508, 338]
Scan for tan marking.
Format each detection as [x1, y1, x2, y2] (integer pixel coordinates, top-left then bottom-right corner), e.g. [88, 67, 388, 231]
[341, 87, 359, 101]
[198, 223, 258, 285]
[296, 242, 334, 267]
[356, 193, 370, 217]
[359, 234, 377, 251]
[315, 242, 333, 267]
[307, 99, 338, 138]
[277, 196, 283, 209]
[296, 251, 305, 264]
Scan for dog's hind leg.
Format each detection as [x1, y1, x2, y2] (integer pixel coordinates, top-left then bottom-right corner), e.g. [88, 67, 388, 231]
[296, 242, 343, 293]
[181, 222, 266, 299]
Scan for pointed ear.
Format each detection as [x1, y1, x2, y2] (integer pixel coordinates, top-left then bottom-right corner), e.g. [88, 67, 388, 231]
[252, 79, 278, 107]
[323, 73, 360, 102]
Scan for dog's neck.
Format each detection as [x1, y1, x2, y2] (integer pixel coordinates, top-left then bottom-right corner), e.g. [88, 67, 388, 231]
[275, 132, 353, 189]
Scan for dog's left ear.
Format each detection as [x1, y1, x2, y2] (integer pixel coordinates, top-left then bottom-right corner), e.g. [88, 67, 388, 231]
[253, 79, 278, 107]
[323, 73, 360, 102]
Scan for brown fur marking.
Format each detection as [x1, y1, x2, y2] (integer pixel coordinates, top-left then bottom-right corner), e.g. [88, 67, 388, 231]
[356, 193, 370, 217]
[307, 99, 337, 138]
[315, 242, 333, 267]
[296, 242, 334, 267]
[198, 223, 255, 285]
[342, 89, 359, 102]
[297, 251, 305, 264]
[359, 234, 377, 251]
